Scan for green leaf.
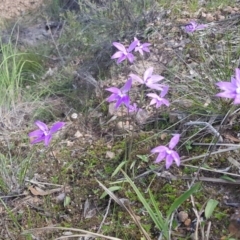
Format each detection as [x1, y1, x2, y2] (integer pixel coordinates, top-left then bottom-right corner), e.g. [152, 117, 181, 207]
[100, 186, 122, 199]
[220, 175, 236, 182]
[167, 182, 201, 219]
[136, 155, 149, 162]
[111, 161, 126, 177]
[64, 196, 71, 207]
[205, 199, 219, 219]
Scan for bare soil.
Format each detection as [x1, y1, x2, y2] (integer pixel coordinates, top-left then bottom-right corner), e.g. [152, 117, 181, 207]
[0, 0, 44, 19]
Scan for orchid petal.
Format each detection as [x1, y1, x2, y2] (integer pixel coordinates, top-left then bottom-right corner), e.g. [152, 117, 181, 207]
[111, 51, 124, 59]
[44, 135, 52, 146]
[146, 83, 165, 91]
[142, 43, 151, 47]
[28, 129, 44, 138]
[35, 121, 48, 132]
[147, 93, 159, 99]
[171, 151, 180, 166]
[50, 122, 65, 134]
[216, 92, 236, 99]
[115, 97, 124, 109]
[106, 87, 121, 94]
[155, 151, 167, 163]
[161, 86, 169, 97]
[112, 42, 127, 52]
[122, 79, 132, 93]
[107, 94, 118, 102]
[128, 40, 138, 52]
[151, 146, 168, 153]
[117, 55, 127, 63]
[165, 155, 174, 169]
[144, 67, 154, 81]
[127, 53, 134, 63]
[216, 82, 236, 91]
[169, 134, 180, 149]
[149, 75, 164, 83]
[234, 95, 240, 104]
[136, 48, 144, 55]
[31, 136, 45, 144]
[129, 74, 144, 84]
[149, 99, 157, 106]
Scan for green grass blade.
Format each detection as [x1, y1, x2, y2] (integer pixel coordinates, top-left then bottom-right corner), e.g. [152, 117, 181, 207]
[122, 170, 168, 239]
[149, 190, 166, 228]
[111, 161, 126, 177]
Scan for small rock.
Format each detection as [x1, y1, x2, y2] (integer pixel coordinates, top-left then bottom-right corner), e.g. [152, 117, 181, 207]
[217, 15, 225, 21]
[67, 141, 74, 147]
[184, 218, 191, 226]
[105, 151, 115, 159]
[160, 133, 168, 140]
[177, 211, 189, 222]
[223, 6, 233, 13]
[206, 13, 214, 22]
[74, 130, 83, 138]
[201, 12, 206, 18]
[117, 121, 134, 131]
[70, 113, 78, 121]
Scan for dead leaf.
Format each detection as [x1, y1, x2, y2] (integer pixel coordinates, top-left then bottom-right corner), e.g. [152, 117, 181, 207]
[84, 198, 97, 219]
[28, 186, 63, 196]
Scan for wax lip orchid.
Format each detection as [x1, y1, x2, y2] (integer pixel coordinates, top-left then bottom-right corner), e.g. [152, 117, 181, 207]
[216, 68, 240, 104]
[106, 78, 132, 109]
[147, 86, 170, 108]
[29, 120, 65, 147]
[129, 67, 165, 91]
[151, 134, 181, 169]
[133, 37, 151, 55]
[127, 103, 138, 113]
[184, 20, 206, 33]
[111, 41, 138, 64]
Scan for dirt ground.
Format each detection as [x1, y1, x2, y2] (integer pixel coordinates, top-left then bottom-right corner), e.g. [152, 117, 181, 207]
[0, 0, 44, 19]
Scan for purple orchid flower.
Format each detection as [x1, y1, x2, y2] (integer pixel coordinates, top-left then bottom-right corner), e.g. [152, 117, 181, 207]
[216, 68, 240, 104]
[111, 41, 138, 64]
[133, 37, 151, 55]
[147, 86, 170, 108]
[151, 134, 181, 169]
[129, 67, 165, 91]
[184, 20, 206, 33]
[128, 103, 138, 113]
[29, 121, 65, 147]
[106, 78, 132, 108]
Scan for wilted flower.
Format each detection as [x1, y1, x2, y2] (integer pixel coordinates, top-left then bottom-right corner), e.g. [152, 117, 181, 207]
[106, 78, 132, 108]
[129, 67, 165, 91]
[147, 86, 170, 108]
[216, 68, 240, 104]
[151, 134, 181, 169]
[111, 41, 138, 64]
[133, 37, 151, 55]
[184, 20, 206, 33]
[29, 121, 65, 147]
